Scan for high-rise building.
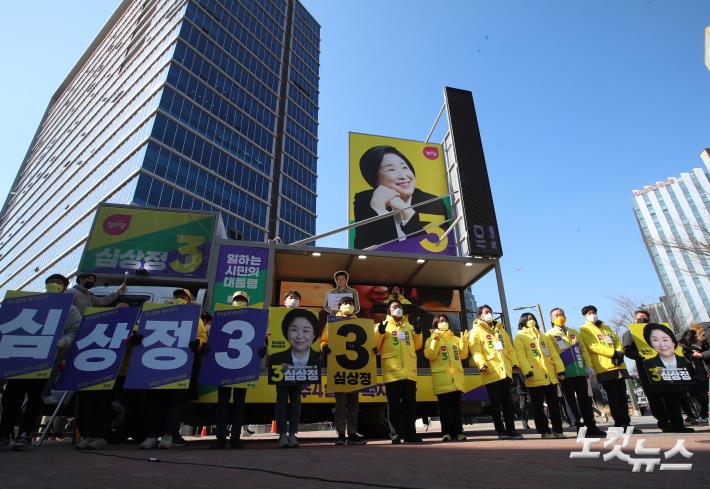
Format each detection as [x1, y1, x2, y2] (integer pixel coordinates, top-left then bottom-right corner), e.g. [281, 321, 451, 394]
[632, 151, 710, 325]
[0, 0, 319, 294]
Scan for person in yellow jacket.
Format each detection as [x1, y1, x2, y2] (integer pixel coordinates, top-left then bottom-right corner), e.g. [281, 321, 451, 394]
[469, 304, 523, 439]
[514, 313, 566, 439]
[320, 296, 367, 446]
[545, 307, 606, 437]
[578, 305, 634, 430]
[424, 314, 469, 442]
[375, 299, 423, 443]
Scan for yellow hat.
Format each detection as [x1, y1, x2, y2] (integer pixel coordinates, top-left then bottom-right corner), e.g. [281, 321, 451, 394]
[232, 290, 250, 303]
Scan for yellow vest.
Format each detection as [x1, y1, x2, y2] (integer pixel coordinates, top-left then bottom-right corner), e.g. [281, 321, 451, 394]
[374, 315, 422, 383]
[469, 320, 519, 384]
[424, 329, 469, 395]
[514, 326, 564, 387]
[579, 321, 625, 374]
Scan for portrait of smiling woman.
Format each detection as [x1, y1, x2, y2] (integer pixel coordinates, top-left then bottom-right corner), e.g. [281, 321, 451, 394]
[353, 145, 449, 249]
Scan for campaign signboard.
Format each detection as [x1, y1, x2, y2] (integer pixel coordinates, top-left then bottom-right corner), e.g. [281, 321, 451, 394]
[549, 334, 587, 378]
[199, 307, 268, 386]
[630, 322, 693, 387]
[348, 133, 455, 255]
[0, 292, 74, 380]
[211, 245, 269, 310]
[326, 317, 377, 393]
[124, 304, 201, 389]
[78, 205, 216, 279]
[55, 306, 141, 391]
[267, 307, 321, 385]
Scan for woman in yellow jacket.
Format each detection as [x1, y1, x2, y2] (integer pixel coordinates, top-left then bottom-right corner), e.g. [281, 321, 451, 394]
[424, 314, 469, 442]
[514, 313, 566, 439]
[469, 304, 523, 439]
[374, 299, 423, 443]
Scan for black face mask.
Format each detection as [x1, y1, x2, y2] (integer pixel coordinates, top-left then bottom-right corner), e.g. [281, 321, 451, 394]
[637, 318, 650, 324]
[83, 281, 95, 290]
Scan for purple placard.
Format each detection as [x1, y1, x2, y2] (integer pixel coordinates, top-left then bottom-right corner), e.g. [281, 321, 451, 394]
[0, 293, 74, 380]
[124, 304, 200, 389]
[461, 384, 489, 401]
[55, 307, 141, 391]
[374, 234, 457, 256]
[198, 308, 268, 386]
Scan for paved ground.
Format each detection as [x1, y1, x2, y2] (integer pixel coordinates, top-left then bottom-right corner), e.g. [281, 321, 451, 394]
[1, 417, 709, 489]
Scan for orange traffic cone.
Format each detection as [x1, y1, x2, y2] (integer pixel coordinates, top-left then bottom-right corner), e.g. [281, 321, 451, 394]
[271, 420, 277, 433]
[201, 426, 208, 437]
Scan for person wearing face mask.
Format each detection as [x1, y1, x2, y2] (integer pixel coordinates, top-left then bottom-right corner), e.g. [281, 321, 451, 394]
[546, 308, 605, 437]
[324, 271, 360, 315]
[469, 305, 523, 439]
[283, 290, 301, 309]
[67, 273, 126, 314]
[0, 274, 81, 451]
[138, 289, 207, 449]
[375, 300, 423, 443]
[320, 297, 368, 445]
[424, 314, 469, 442]
[232, 290, 250, 308]
[622, 311, 692, 433]
[579, 305, 634, 431]
[514, 313, 566, 439]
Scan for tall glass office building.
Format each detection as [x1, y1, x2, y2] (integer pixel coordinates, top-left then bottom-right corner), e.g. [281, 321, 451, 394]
[0, 0, 319, 294]
[632, 151, 710, 325]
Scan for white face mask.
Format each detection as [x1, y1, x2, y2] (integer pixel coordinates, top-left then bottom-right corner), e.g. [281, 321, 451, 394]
[285, 297, 300, 308]
[482, 313, 493, 323]
[391, 307, 403, 319]
[586, 314, 598, 323]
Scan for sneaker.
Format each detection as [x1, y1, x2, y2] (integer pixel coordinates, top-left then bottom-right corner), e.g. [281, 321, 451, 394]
[278, 434, 289, 448]
[441, 434, 452, 442]
[507, 431, 524, 440]
[87, 438, 107, 450]
[75, 438, 91, 450]
[139, 437, 158, 449]
[158, 435, 173, 449]
[210, 438, 227, 450]
[347, 433, 367, 445]
[12, 433, 31, 450]
[584, 427, 607, 437]
[552, 432, 566, 439]
[541, 433, 555, 439]
[172, 434, 187, 447]
[335, 434, 346, 446]
[403, 435, 423, 443]
[288, 433, 299, 448]
[455, 434, 467, 442]
[230, 438, 244, 449]
[391, 434, 402, 444]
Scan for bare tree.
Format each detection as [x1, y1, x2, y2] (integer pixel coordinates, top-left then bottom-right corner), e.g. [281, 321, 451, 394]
[659, 295, 688, 335]
[606, 294, 640, 336]
[651, 223, 710, 278]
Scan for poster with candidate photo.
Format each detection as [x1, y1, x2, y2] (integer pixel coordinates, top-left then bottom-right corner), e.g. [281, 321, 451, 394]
[629, 322, 693, 387]
[267, 307, 322, 385]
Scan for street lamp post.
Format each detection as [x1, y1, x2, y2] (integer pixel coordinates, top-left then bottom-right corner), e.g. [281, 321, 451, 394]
[513, 304, 546, 332]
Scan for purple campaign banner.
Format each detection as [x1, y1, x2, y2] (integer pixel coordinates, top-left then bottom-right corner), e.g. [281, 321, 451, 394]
[55, 307, 141, 391]
[374, 234, 457, 256]
[462, 385, 489, 402]
[559, 344, 587, 377]
[199, 308, 268, 386]
[0, 293, 74, 380]
[124, 304, 201, 389]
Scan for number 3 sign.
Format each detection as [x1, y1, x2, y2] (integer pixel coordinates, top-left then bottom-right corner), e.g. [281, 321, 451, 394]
[326, 318, 377, 393]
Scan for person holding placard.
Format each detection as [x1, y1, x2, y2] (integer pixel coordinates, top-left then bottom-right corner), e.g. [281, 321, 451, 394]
[321, 296, 368, 445]
[514, 313, 566, 439]
[374, 299, 423, 444]
[469, 305, 523, 439]
[424, 314, 469, 442]
[324, 271, 360, 315]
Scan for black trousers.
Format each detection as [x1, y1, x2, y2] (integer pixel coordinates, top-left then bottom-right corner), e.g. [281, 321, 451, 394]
[77, 391, 113, 439]
[385, 379, 417, 439]
[485, 378, 516, 434]
[645, 389, 683, 429]
[216, 387, 247, 439]
[529, 384, 562, 434]
[437, 390, 463, 436]
[560, 376, 598, 428]
[275, 384, 302, 435]
[690, 382, 709, 418]
[0, 379, 45, 438]
[600, 378, 630, 427]
[143, 390, 186, 438]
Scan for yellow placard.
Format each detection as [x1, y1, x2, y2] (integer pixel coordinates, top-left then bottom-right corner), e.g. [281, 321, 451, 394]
[326, 318, 377, 393]
[629, 323, 693, 384]
[267, 307, 322, 384]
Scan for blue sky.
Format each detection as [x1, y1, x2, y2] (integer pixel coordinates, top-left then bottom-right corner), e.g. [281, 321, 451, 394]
[1, 1, 708, 327]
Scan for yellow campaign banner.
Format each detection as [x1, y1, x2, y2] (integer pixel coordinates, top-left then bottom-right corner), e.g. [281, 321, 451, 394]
[348, 132, 455, 255]
[267, 307, 322, 385]
[629, 323, 693, 385]
[326, 318, 377, 393]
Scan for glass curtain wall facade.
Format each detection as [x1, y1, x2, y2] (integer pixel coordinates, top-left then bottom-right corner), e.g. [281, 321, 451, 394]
[0, 0, 319, 295]
[632, 159, 710, 324]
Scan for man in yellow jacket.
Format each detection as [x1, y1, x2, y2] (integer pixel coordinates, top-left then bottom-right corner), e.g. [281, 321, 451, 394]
[424, 314, 469, 441]
[514, 313, 566, 438]
[375, 299, 423, 443]
[469, 304, 523, 439]
[578, 305, 634, 430]
[546, 307, 606, 437]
